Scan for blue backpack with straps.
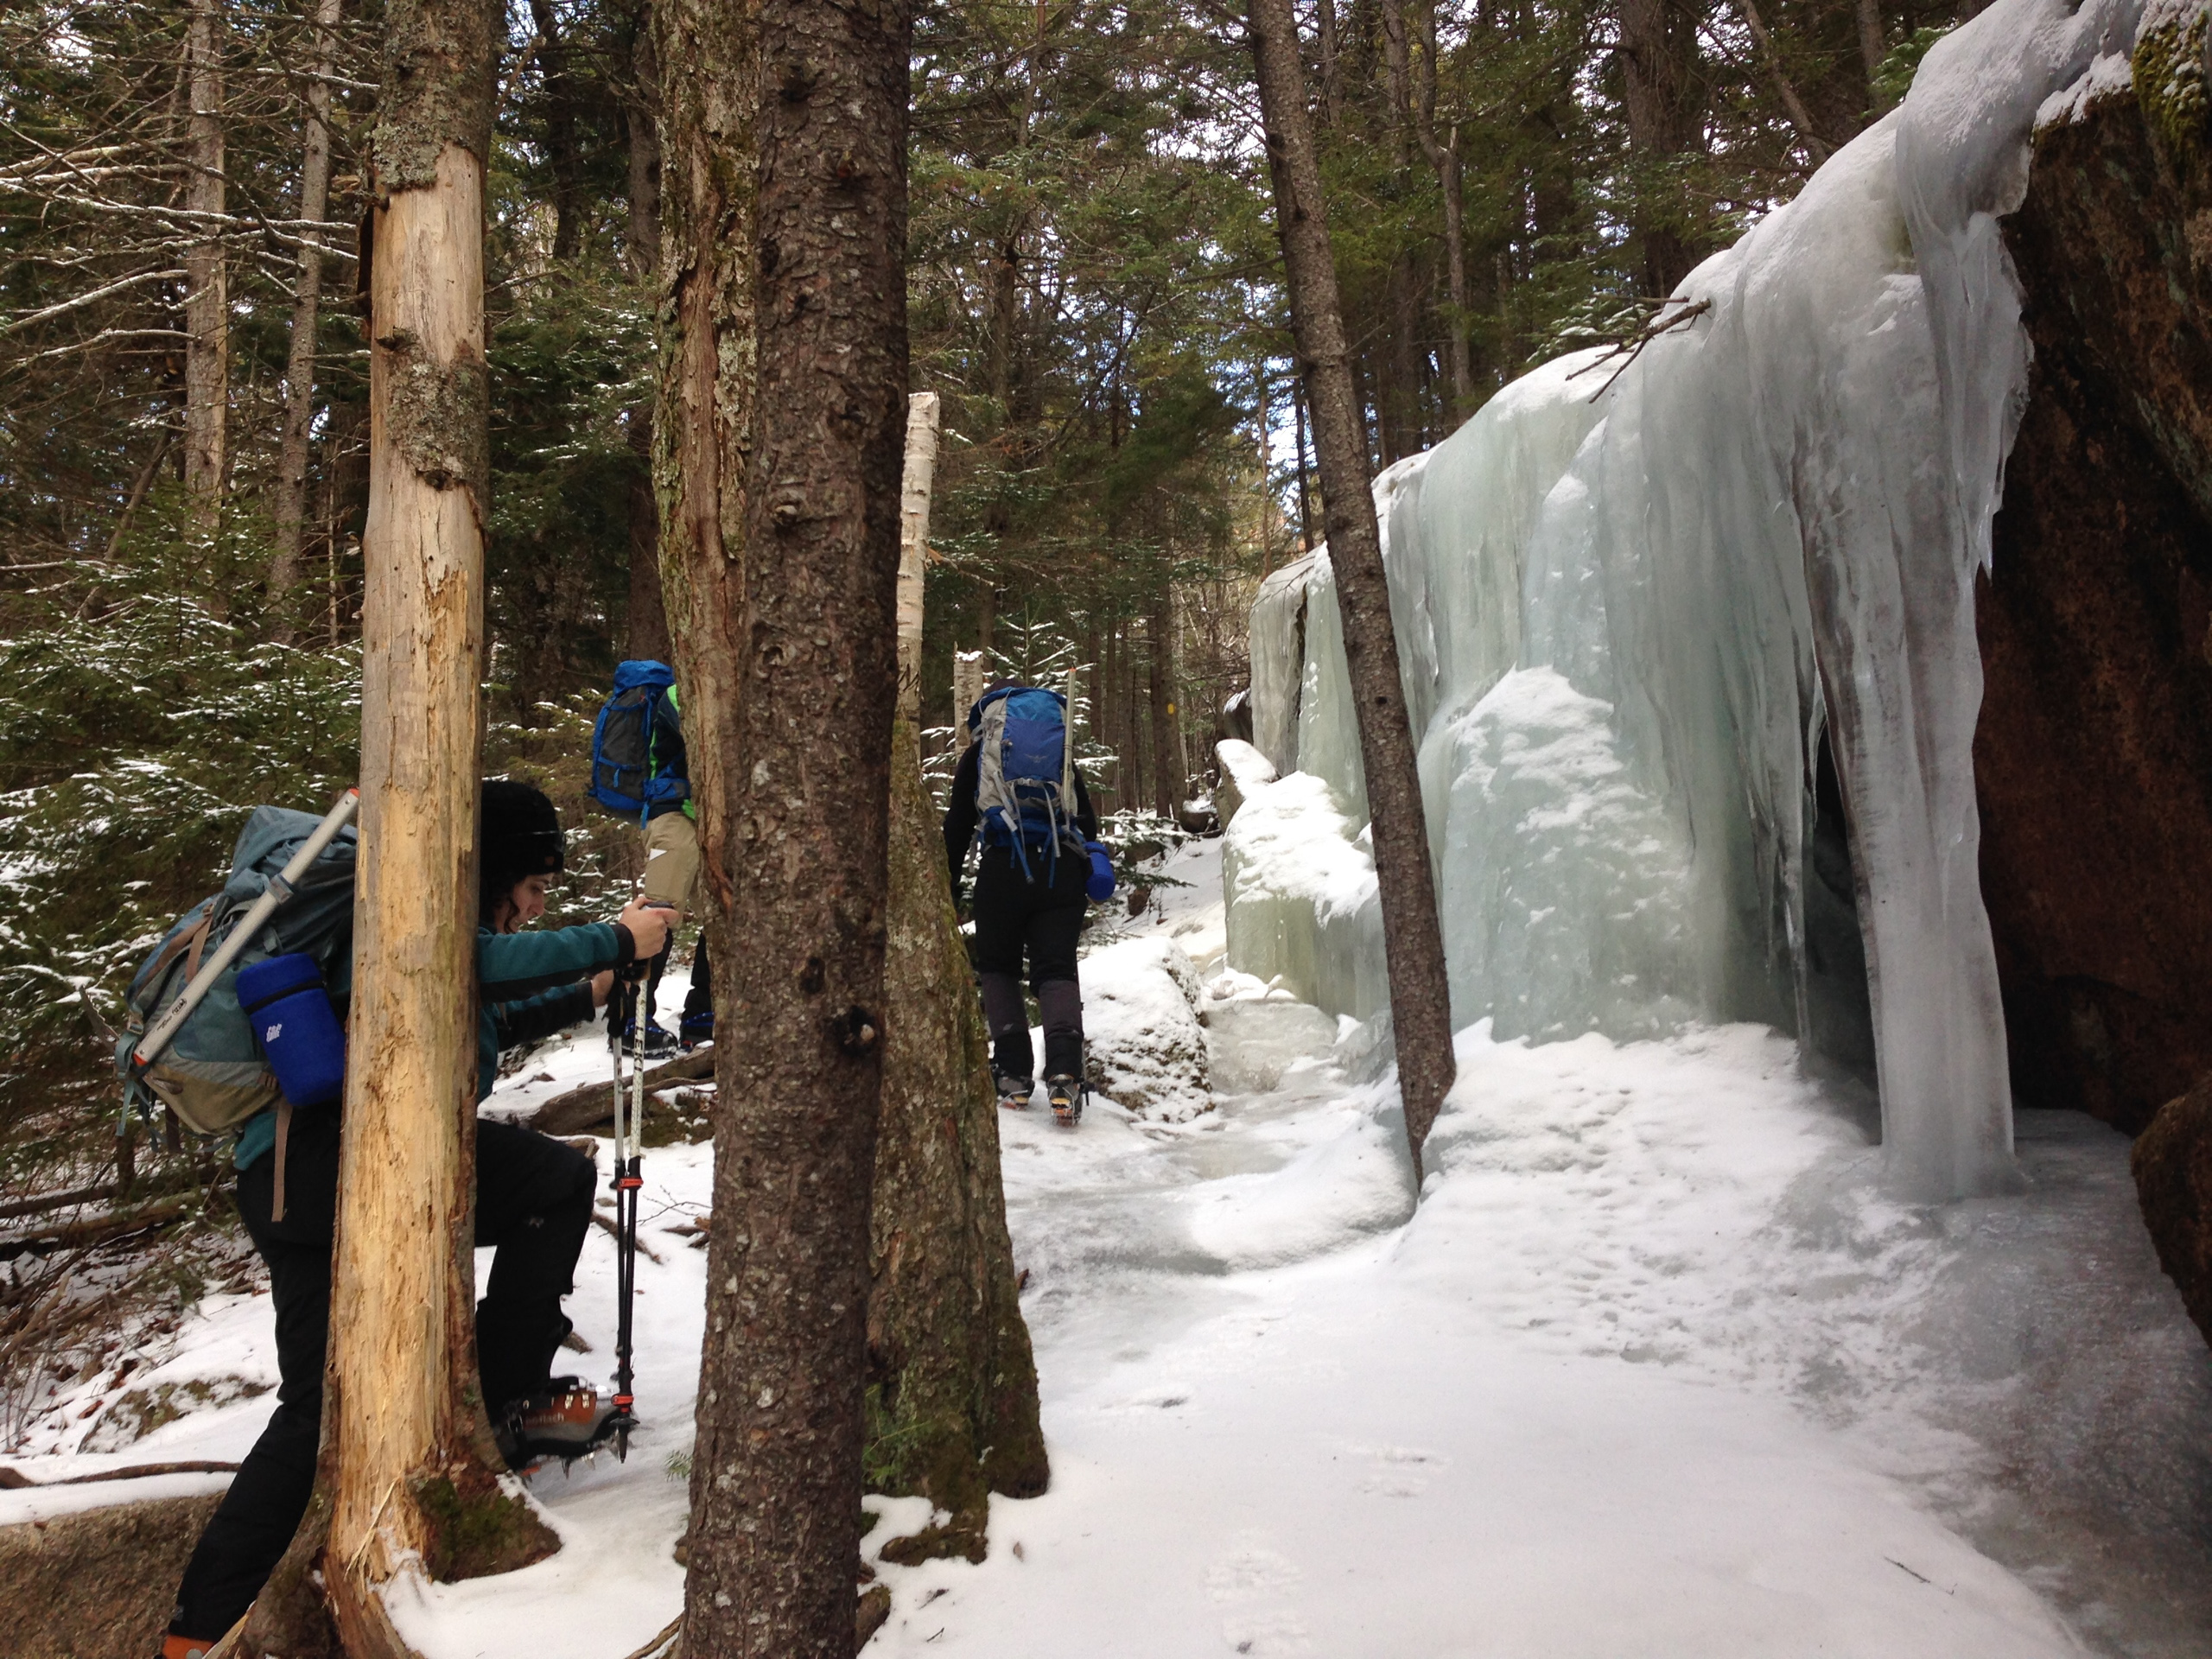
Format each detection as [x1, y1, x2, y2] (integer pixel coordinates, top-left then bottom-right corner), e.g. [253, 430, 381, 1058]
[590, 660, 688, 820]
[969, 684, 1086, 880]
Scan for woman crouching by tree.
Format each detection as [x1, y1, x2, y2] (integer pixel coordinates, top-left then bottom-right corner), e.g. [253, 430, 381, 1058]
[162, 781, 671, 1658]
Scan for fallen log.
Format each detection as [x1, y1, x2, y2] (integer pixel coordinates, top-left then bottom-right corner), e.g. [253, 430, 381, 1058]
[0, 1162, 227, 1224]
[0, 1459, 241, 1491]
[0, 1196, 206, 1262]
[522, 1049, 715, 1135]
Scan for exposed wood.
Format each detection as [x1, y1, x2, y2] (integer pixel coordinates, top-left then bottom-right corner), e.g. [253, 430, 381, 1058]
[0, 1459, 242, 1489]
[268, 0, 344, 632]
[319, 0, 549, 1639]
[1248, 0, 1456, 1177]
[896, 391, 943, 735]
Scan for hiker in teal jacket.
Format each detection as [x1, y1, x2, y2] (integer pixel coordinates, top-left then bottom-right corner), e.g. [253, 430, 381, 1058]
[165, 782, 670, 1659]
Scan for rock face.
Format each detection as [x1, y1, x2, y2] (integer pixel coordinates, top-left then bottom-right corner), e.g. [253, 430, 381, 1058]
[2133, 1077, 2212, 1349]
[0, 1493, 223, 1659]
[1980, 37, 2212, 1135]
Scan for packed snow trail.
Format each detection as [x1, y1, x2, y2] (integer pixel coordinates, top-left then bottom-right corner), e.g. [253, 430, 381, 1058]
[9, 836, 2206, 1654]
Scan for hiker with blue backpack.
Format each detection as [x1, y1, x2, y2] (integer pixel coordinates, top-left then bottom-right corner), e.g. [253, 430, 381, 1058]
[592, 659, 714, 1054]
[152, 782, 671, 1659]
[944, 681, 1116, 1123]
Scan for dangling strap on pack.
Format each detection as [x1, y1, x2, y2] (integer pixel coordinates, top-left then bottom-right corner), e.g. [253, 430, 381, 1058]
[270, 1098, 294, 1224]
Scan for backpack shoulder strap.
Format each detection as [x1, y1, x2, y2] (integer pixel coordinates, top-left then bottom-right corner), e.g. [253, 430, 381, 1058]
[146, 909, 215, 997]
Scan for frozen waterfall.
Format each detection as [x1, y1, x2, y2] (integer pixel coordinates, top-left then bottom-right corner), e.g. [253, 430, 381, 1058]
[1224, 0, 2147, 1201]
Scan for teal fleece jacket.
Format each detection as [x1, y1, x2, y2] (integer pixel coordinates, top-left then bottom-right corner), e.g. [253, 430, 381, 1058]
[235, 918, 632, 1169]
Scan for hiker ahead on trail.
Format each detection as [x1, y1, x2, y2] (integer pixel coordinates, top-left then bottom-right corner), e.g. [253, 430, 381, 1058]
[944, 682, 1116, 1124]
[161, 782, 671, 1659]
[590, 659, 713, 1054]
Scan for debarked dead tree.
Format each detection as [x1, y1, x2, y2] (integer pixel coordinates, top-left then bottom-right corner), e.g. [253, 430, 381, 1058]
[315, 0, 557, 1649]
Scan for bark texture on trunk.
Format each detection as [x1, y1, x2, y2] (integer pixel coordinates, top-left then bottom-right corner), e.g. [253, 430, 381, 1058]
[1618, 0, 1701, 296]
[323, 0, 552, 1644]
[623, 8, 671, 664]
[528, 0, 586, 259]
[269, 0, 344, 633]
[664, 0, 910, 1640]
[182, 0, 227, 542]
[866, 725, 1048, 1565]
[1247, 0, 1456, 1175]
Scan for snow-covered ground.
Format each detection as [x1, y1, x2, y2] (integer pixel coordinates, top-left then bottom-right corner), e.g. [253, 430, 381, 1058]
[4, 837, 2208, 1656]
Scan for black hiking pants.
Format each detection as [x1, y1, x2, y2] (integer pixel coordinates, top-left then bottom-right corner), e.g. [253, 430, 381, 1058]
[169, 1115, 595, 1642]
[971, 843, 1088, 1081]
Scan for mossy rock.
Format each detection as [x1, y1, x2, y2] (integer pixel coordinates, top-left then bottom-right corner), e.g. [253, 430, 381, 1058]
[0, 1493, 223, 1659]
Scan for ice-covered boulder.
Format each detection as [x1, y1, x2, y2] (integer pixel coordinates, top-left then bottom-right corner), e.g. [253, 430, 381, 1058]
[1212, 737, 1277, 829]
[1081, 937, 1211, 1121]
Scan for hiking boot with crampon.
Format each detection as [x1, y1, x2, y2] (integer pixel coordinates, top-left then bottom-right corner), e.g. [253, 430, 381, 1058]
[495, 1377, 620, 1471]
[1046, 1074, 1083, 1125]
[995, 1072, 1034, 1110]
[622, 1019, 678, 1059]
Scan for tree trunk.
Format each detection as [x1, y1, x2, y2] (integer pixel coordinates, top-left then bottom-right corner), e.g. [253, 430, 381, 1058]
[1315, 0, 1343, 128]
[1400, 0, 1471, 419]
[269, 0, 343, 638]
[667, 0, 910, 1641]
[895, 391, 941, 732]
[181, 0, 226, 546]
[1146, 595, 1188, 819]
[1248, 0, 1456, 1174]
[322, 0, 552, 1648]
[622, 6, 671, 664]
[866, 730, 1048, 1561]
[1858, 0, 1888, 108]
[1294, 378, 1314, 549]
[1618, 0, 1701, 296]
[528, 0, 586, 260]
[1732, 0, 1834, 162]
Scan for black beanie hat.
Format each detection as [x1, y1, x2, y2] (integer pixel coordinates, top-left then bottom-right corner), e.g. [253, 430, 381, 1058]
[480, 780, 564, 911]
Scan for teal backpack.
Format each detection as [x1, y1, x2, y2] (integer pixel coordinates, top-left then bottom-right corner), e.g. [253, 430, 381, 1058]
[117, 807, 359, 1136]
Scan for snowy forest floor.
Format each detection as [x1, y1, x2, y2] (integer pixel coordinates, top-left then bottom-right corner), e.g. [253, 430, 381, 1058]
[4, 839, 2210, 1656]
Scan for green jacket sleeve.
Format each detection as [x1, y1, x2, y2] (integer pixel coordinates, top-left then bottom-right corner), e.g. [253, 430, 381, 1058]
[476, 922, 629, 1000]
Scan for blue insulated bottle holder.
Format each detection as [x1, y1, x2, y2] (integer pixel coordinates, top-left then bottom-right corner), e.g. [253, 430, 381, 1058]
[1084, 841, 1116, 903]
[236, 952, 347, 1107]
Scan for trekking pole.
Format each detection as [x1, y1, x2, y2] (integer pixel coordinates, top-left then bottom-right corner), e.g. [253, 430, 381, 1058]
[135, 788, 359, 1070]
[607, 904, 671, 1461]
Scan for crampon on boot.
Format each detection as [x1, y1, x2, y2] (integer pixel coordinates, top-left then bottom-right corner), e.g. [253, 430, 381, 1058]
[995, 1072, 1034, 1110]
[495, 1376, 621, 1472]
[1046, 1074, 1083, 1125]
[622, 1019, 678, 1059]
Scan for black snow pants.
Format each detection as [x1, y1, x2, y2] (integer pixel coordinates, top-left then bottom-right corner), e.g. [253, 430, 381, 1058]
[168, 1113, 595, 1642]
[971, 842, 1088, 1081]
